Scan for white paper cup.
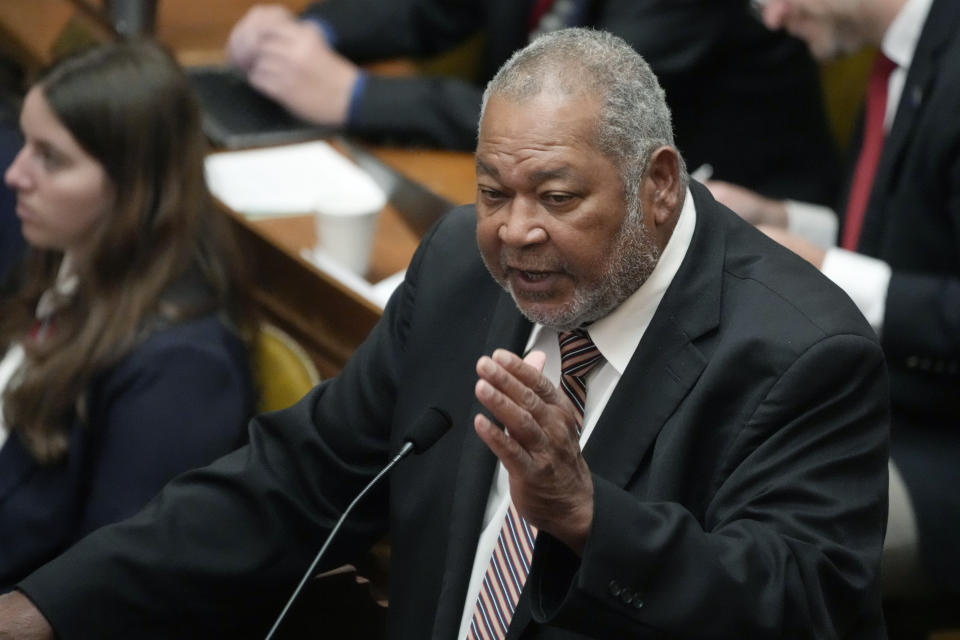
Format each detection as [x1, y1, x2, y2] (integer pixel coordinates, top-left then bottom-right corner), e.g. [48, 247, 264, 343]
[314, 195, 385, 277]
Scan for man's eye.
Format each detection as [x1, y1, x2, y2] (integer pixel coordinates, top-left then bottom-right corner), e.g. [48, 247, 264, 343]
[479, 187, 504, 201]
[543, 193, 574, 205]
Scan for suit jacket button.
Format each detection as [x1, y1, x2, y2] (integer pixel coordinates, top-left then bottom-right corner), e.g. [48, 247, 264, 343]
[633, 598, 645, 609]
[621, 589, 634, 604]
[608, 580, 622, 597]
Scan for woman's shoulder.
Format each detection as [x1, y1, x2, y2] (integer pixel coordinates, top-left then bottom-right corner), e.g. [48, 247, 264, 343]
[92, 312, 253, 406]
[139, 312, 245, 353]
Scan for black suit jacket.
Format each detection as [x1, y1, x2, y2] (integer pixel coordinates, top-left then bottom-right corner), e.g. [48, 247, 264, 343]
[20, 186, 888, 638]
[838, 0, 960, 593]
[308, 0, 840, 203]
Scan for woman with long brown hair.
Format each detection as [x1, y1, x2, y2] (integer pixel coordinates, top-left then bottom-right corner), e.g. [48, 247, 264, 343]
[0, 39, 256, 589]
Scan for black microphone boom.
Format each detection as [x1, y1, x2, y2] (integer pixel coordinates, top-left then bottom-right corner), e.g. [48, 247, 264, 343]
[264, 407, 453, 640]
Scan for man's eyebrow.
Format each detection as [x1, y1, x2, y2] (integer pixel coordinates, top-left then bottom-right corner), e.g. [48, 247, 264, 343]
[476, 161, 573, 184]
[476, 158, 499, 178]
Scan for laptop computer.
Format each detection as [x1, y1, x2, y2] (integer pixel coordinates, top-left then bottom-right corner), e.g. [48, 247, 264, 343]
[187, 66, 336, 149]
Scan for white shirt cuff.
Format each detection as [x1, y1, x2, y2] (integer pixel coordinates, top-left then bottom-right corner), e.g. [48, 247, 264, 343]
[785, 200, 839, 249]
[821, 248, 892, 334]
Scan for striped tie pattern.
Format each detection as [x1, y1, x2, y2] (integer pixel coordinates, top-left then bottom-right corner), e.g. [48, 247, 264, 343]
[466, 331, 603, 640]
[557, 330, 604, 435]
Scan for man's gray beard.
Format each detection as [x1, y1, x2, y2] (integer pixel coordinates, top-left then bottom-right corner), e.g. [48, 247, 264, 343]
[486, 209, 661, 331]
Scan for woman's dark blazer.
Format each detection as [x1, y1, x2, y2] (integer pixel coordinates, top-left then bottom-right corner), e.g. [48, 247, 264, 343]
[0, 313, 254, 590]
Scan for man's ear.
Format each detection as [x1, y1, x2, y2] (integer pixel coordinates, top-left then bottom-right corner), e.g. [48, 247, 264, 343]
[642, 146, 682, 227]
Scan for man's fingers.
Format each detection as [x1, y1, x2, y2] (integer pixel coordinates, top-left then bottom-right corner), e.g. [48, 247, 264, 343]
[474, 349, 578, 453]
[474, 371, 543, 452]
[474, 412, 528, 476]
[489, 349, 560, 407]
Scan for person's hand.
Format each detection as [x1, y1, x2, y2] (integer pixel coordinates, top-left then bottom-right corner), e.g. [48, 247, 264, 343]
[705, 180, 789, 227]
[245, 20, 359, 126]
[226, 4, 298, 71]
[757, 224, 827, 268]
[0, 591, 54, 640]
[474, 349, 594, 555]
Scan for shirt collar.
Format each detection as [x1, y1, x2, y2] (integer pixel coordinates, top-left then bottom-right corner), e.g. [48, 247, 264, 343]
[35, 254, 78, 319]
[882, 0, 933, 69]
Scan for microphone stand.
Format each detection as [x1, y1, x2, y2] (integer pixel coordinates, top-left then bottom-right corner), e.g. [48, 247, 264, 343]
[263, 442, 415, 640]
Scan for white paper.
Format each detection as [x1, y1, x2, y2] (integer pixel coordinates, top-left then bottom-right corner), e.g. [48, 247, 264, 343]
[204, 141, 386, 218]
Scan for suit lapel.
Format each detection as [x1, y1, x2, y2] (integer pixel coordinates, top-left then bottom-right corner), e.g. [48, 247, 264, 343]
[583, 182, 719, 487]
[860, 0, 960, 250]
[431, 290, 532, 640]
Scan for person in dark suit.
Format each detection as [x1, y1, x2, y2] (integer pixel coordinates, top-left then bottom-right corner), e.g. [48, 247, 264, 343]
[226, 0, 840, 204]
[707, 0, 960, 601]
[0, 40, 256, 591]
[0, 29, 888, 639]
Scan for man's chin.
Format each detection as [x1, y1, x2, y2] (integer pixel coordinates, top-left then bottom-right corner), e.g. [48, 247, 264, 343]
[512, 296, 582, 331]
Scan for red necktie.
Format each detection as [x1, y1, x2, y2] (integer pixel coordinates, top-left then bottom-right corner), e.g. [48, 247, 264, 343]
[465, 331, 602, 639]
[842, 53, 897, 250]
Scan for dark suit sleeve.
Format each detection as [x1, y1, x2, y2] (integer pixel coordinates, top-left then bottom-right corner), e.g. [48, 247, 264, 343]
[529, 334, 889, 638]
[300, 0, 484, 149]
[76, 333, 251, 535]
[15, 219, 444, 639]
[303, 0, 482, 62]
[351, 74, 483, 150]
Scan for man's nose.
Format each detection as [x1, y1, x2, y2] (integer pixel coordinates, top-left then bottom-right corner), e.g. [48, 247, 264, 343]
[498, 197, 548, 246]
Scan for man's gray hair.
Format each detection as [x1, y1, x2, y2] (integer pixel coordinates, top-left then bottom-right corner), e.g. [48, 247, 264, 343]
[479, 28, 687, 216]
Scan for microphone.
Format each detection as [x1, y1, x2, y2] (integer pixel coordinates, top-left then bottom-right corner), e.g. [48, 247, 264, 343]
[264, 407, 452, 639]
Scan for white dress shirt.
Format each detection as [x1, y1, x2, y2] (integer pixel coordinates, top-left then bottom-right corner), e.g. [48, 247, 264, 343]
[784, 0, 933, 334]
[456, 189, 696, 639]
[0, 344, 23, 450]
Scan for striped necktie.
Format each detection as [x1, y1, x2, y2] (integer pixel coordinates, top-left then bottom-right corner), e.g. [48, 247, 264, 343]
[466, 330, 603, 640]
